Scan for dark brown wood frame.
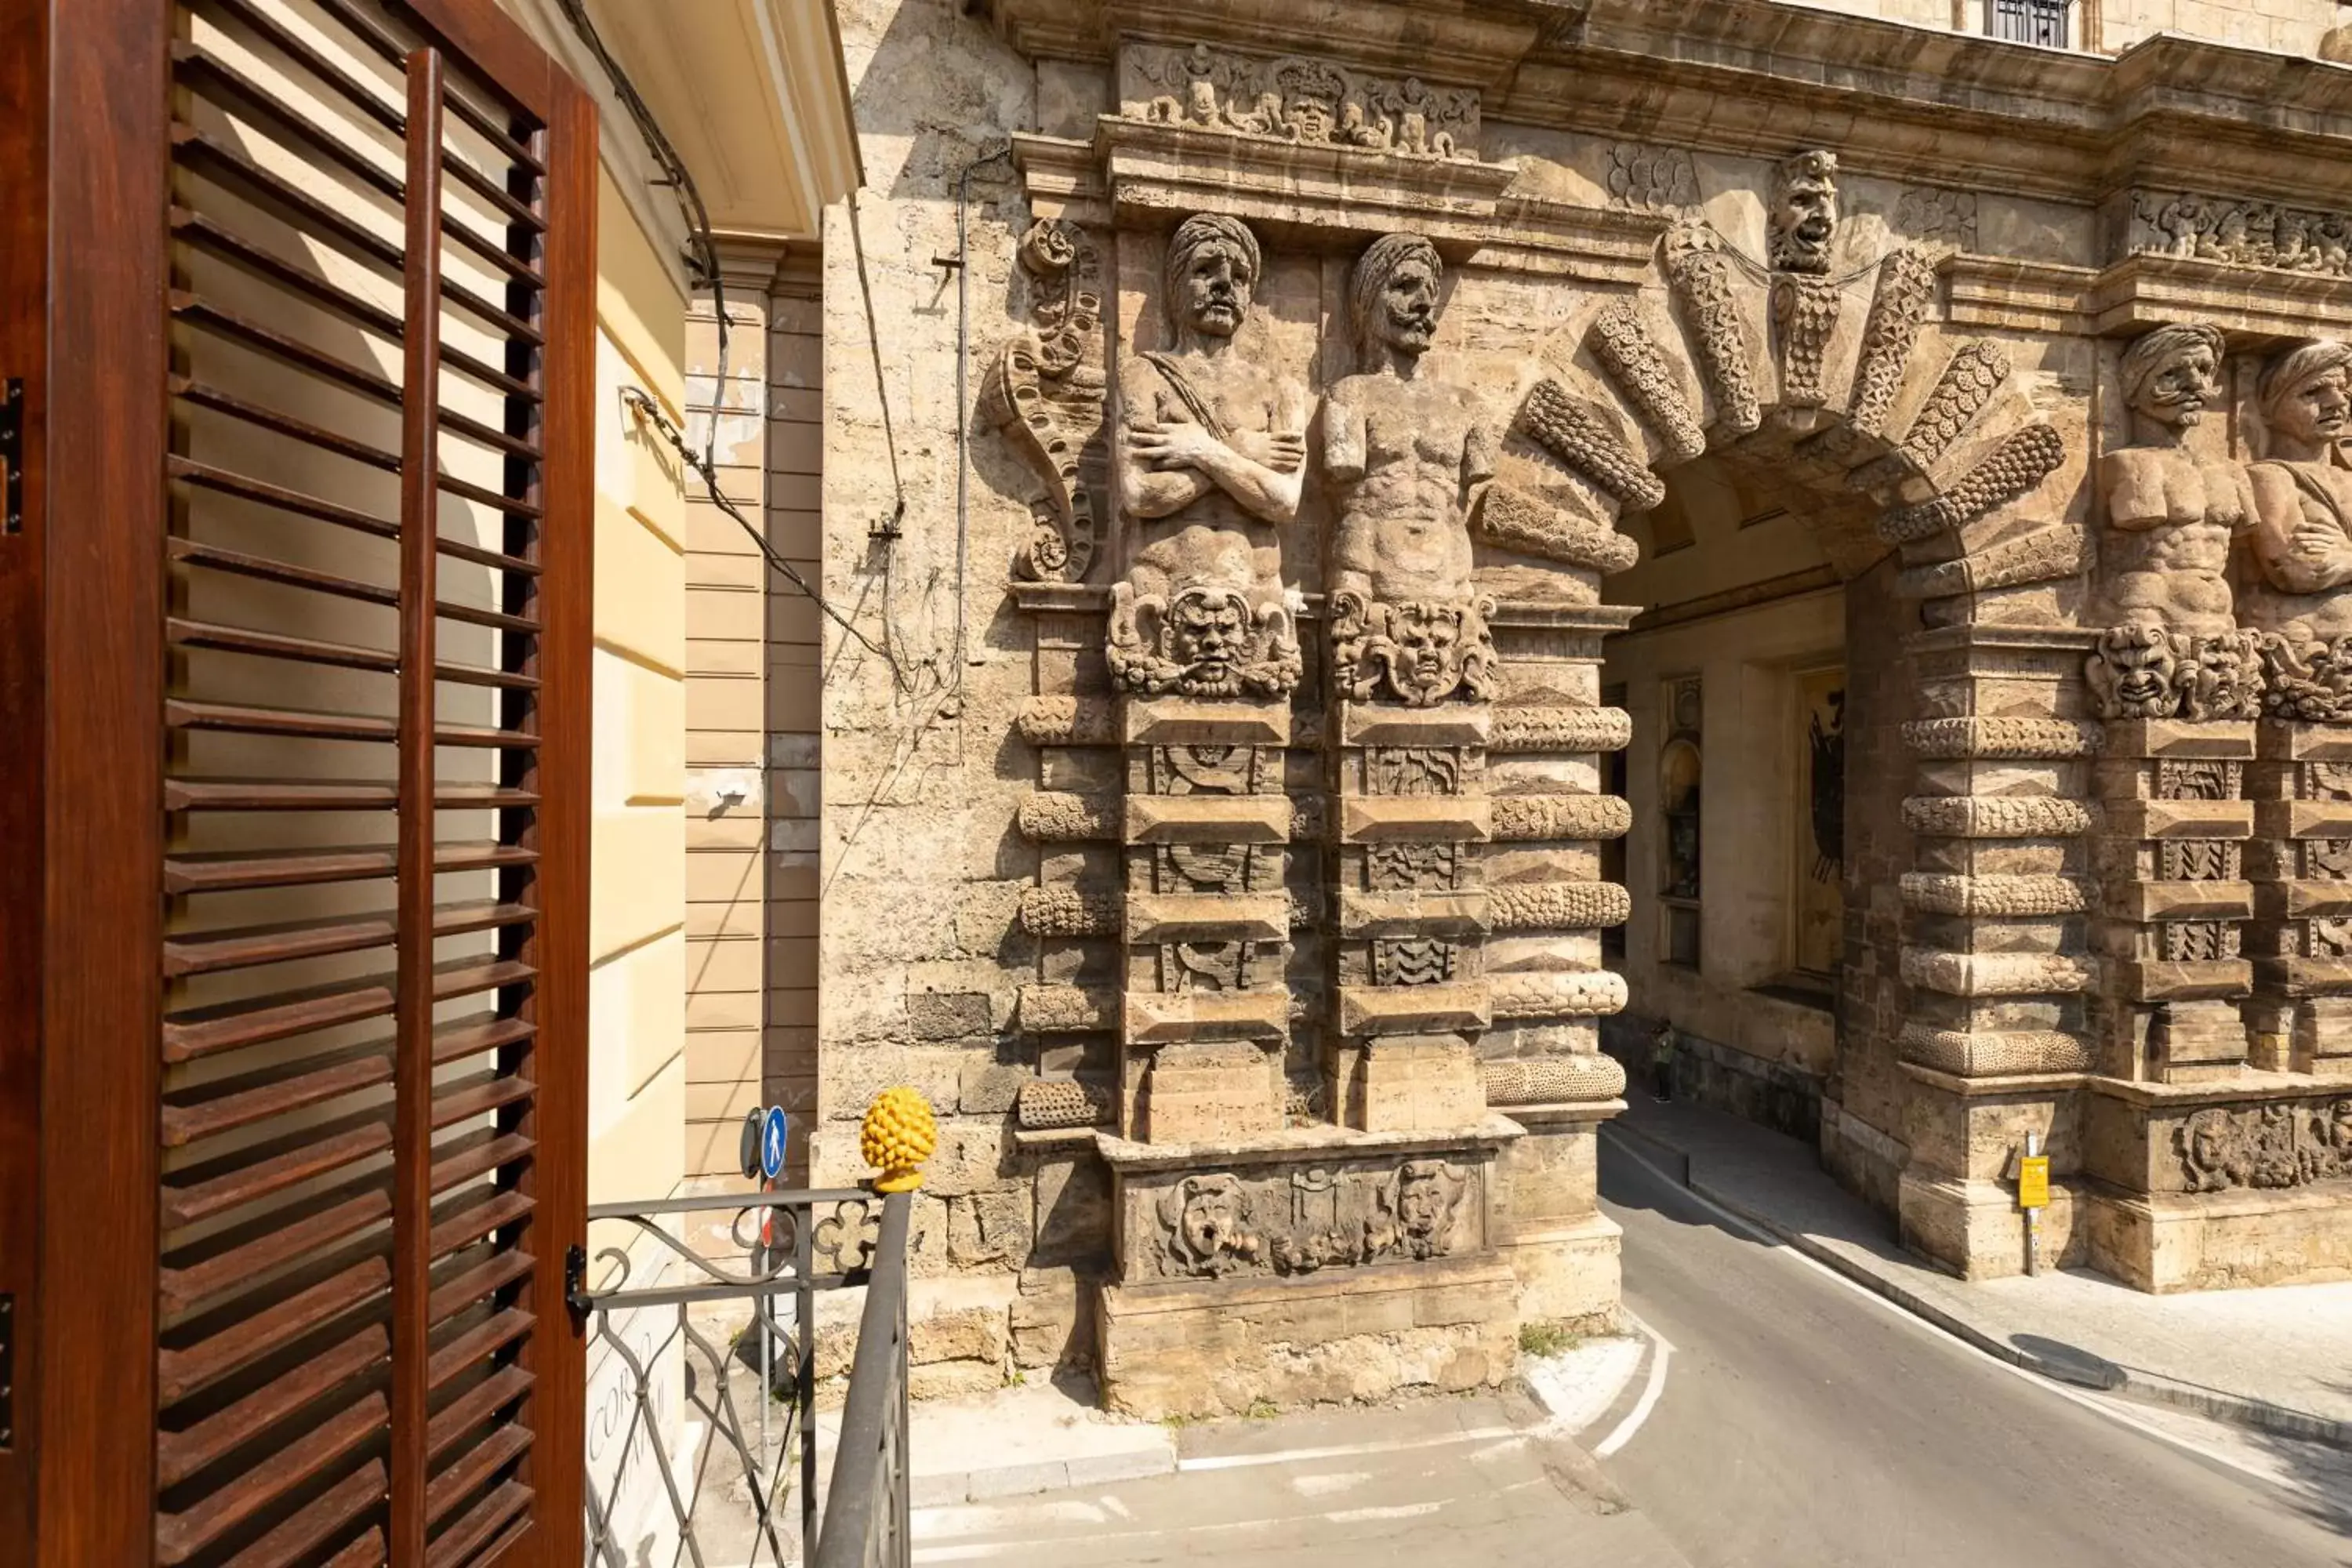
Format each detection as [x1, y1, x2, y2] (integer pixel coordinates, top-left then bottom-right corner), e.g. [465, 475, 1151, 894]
[1, 1, 593, 1560]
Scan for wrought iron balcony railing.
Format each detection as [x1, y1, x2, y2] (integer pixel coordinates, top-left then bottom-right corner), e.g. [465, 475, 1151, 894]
[567, 1185, 911, 1567]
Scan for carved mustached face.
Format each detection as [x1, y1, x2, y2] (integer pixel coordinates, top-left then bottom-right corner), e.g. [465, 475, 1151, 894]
[2273, 365, 2352, 448]
[1772, 158, 1839, 274]
[2185, 1110, 2233, 1174]
[1168, 587, 1250, 694]
[1375, 254, 1439, 356]
[2136, 342, 2223, 430]
[1180, 238, 1254, 339]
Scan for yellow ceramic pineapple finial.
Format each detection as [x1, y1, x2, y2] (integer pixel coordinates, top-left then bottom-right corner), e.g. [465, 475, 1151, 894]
[860, 1086, 938, 1193]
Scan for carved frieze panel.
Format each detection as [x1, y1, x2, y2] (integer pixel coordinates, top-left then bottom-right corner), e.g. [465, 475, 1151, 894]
[1372, 937, 1460, 986]
[2156, 759, 2243, 802]
[1152, 841, 1279, 896]
[1142, 1156, 1484, 1281]
[1119, 43, 1479, 161]
[2174, 1099, 2352, 1192]
[2158, 839, 2240, 884]
[2161, 920, 2241, 962]
[1367, 841, 1463, 893]
[1365, 746, 1467, 797]
[1604, 143, 1699, 214]
[1148, 743, 1279, 797]
[1159, 939, 1283, 994]
[2125, 191, 2352, 276]
[1895, 187, 1978, 252]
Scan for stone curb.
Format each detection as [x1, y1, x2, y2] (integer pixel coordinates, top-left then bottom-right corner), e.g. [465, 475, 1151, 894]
[910, 1441, 1177, 1508]
[1599, 1123, 2352, 1454]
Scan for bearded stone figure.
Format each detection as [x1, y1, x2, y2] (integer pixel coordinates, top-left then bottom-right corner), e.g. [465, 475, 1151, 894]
[1768, 149, 1839, 274]
[1109, 213, 1310, 699]
[1322, 232, 1500, 706]
[2245, 339, 2352, 648]
[2087, 323, 2264, 719]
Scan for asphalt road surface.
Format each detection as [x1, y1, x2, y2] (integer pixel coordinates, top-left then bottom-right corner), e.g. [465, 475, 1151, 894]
[1599, 1134, 2352, 1568]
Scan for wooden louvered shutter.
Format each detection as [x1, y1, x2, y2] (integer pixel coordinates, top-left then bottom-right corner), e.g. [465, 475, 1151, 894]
[3, 1, 592, 1563]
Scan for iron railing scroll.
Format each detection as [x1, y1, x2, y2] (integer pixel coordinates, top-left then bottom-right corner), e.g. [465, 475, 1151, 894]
[811, 1190, 914, 1568]
[568, 1187, 886, 1566]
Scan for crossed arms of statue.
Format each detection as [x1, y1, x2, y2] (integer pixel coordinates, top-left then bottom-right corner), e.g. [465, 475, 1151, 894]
[1116, 356, 1308, 524]
[2248, 462, 2352, 594]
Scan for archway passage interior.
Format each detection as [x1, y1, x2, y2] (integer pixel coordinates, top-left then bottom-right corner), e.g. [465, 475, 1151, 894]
[1603, 452, 1911, 1208]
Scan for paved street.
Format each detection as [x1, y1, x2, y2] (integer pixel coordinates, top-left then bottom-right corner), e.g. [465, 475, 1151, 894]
[909, 1396, 1690, 1567]
[1600, 1134, 2352, 1568]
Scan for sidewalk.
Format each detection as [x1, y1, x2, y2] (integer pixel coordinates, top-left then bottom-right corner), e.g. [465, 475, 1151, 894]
[1606, 1093, 2352, 1447]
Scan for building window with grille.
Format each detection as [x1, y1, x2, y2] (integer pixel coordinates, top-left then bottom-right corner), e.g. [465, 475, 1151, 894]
[1988, 0, 2071, 47]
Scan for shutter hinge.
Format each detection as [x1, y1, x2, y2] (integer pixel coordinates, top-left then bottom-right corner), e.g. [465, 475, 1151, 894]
[0, 1293, 15, 1448]
[564, 1244, 589, 1327]
[1, 380, 22, 535]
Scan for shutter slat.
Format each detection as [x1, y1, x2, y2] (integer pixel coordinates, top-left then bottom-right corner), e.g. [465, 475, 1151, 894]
[426, 1308, 535, 1392]
[221, 1465, 390, 1568]
[160, 1256, 391, 1403]
[425, 1250, 535, 1328]
[156, 1389, 389, 1562]
[425, 1364, 533, 1461]
[158, 1322, 390, 1488]
[164, 779, 538, 811]
[164, 842, 532, 895]
[426, 1424, 532, 1525]
[164, 1052, 394, 1146]
[429, 1192, 535, 1261]
[164, 1121, 394, 1229]
[165, 900, 535, 978]
[425, 1480, 532, 1568]
[163, 1189, 394, 1314]
[164, 959, 532, 1061]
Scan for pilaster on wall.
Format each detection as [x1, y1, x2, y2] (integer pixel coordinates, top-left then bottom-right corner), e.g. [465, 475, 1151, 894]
[2246, 723, 2352, 1080]
[682, 242, 823, 1181]
[1893, 626, 2100, 1278]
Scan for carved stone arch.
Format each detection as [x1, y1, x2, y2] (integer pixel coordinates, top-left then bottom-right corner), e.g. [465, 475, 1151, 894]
[1494, 223, 2080, 628]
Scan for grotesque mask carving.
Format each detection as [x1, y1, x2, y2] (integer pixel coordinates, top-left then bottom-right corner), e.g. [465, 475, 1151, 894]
[1329, 591, 1499, 707]
[1769, 150, 1840, 274]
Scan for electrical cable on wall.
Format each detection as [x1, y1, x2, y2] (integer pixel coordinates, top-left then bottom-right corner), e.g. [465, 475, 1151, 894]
[554, 0, 915, 674]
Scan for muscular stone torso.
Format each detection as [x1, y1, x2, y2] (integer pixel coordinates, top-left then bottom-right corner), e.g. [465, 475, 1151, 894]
[2244, 457, 2352, 641]
[2097, 445, 2242, 637]
[1327, 373, 1487, 604]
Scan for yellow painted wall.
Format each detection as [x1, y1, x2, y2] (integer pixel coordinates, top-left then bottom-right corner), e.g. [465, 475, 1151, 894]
[586, 162, 690, 1209]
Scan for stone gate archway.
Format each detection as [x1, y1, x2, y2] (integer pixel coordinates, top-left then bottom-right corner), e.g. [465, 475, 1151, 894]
[909, 0, 2352, 1417]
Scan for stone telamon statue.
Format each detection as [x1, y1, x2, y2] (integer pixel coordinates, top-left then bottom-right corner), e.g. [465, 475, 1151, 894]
[1769, 150, 1839, 274]
[2244, 338, 2352, 645]
[1321, 232, 1498, 706]
[1110, 214, 1309, 697]
[2095, 322, 2248, 640]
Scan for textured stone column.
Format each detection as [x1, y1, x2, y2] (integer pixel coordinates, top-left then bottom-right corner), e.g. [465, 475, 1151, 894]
[1119, 698, 1294, 1142]
[2245, 722, 2352, 1078]
[2091, 720, 2256, 1083]
[1893, 628, 2100, 1277]
[1327, 699, 1493, 1133]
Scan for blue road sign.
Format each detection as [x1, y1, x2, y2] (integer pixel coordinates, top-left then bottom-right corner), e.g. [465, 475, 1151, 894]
[760, 1105, 788, 1181]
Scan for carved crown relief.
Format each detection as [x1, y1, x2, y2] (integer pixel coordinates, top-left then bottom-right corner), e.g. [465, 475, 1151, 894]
[1120, 44, 1479, 162]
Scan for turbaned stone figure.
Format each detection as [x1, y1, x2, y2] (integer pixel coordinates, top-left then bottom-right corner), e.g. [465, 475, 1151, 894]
[1108, 214, 1306, 699]
[1321, 232, 1499, 706]
[2087, 322, 2263, 720]
[2245, 339, 2352, 647]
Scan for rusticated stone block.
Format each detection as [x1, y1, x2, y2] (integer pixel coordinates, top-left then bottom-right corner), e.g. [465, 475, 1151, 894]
[1483, 1054, 1626, 1105]
[1903, 717, 2103, 760]
[1018, 792, 1117, 841]
[1016, 1077, 1111, 1130]
[1018, 695, 1116, 746]
[1486, 881, 1632, 929]
[1899, 873, 2085, 916]
[1488, 970, 1628, 1020]
[1898, 1025, 2092, 1076]
[1469, 482, 1642, 573]
[1490, 706, 1634, 754]
[1018, 885, 1122, 937]
[1900, 949, 2093, 996]
[1903, 796, 2091, 837]
[1017, 984, 1116, 1034]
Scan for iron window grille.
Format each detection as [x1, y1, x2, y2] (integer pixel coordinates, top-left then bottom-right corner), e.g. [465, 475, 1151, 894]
[1988, 0, 2071, 48]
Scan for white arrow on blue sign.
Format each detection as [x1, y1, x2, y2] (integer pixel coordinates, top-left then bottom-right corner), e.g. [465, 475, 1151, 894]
[760, 1105, 788, 1181]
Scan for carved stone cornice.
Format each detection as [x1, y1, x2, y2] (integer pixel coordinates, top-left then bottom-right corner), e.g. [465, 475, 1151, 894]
[975, 0, 1543, 88]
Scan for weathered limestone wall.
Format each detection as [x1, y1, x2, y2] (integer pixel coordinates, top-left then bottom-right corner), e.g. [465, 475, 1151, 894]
[815, 1, 1049, 1339]
[1787, 0, 2339, 53]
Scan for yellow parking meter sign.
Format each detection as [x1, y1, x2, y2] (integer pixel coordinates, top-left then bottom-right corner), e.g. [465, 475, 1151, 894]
[2018, 1154, 2051, 1210]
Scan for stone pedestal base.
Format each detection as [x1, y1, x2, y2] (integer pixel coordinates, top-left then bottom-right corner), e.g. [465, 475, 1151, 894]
[1897, 1172, 2090, 1279]
[1096, 1255, 1520, 1419]
[2086, 1183, 2352, 1291]
[1495, 1210, 1621, 1329]
[1342, 1033, 1486, 1132]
